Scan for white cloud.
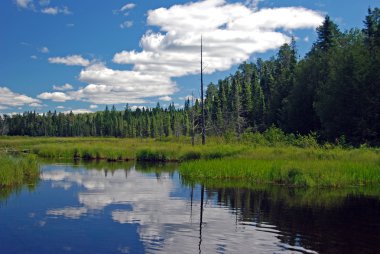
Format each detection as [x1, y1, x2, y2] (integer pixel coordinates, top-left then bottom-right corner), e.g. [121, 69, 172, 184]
[0, 87, 41, 108]
[29, 102, 45, 108]
[41, 6, 72, 15]
[66, 23, 75, 28]
[30, 55, 38, 59]
[64, 109, 93, 114]
[159, 96, 172, 101]
[37, 92, 72, 102]
[71, 63, 176, 104]
[41, 7, 58, 15]
[89, 105, 98, 109]
[39, 46, 49, 53]
[120, 3, 136, 12]
[15, 0, 34, 9]
[120, 21, 133, 29]
[56, 106, 65, 109]
[48, 55, 90, 67]
[304, 36, 310, 42]
[179, 94, 196, 101]
[53, 83, 73, 91]
[112, 0, 323, 77]
[39, 0, 323, 105]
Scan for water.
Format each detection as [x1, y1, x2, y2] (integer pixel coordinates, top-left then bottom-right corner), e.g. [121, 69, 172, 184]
[1, 162, 380, 254]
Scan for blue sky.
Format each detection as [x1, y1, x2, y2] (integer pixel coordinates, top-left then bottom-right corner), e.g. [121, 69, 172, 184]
[0, 0, 378, 114]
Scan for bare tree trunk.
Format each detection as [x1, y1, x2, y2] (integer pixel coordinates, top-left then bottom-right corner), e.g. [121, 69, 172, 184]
[201, 36, 206, 145]
[191, 92, 195, 146]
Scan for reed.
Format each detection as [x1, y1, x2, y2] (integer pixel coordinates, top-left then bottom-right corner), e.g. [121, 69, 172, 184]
[0, 154, 40, 188]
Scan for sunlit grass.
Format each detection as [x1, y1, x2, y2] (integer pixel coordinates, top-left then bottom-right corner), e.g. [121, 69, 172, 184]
[180, 149, 380, 187]
[0, 154, 40, 188]
[1, 136, 379, 187]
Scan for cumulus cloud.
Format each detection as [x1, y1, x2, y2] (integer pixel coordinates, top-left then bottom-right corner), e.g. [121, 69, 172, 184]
[89, 105, 98, 109]
[0, 87, 41, 109]
[37, 92, 72, 102]
[113, 0, 323, 77]
[69, 63, 176, 104]
[48, 55, 90, 67]
[40, 0, 323, 105]
[53, 83, 73, 91]
[30, 55, 38, 59]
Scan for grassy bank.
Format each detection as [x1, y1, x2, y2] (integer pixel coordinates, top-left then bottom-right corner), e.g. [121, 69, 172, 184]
[0, 154, 40, 188]
[1, 136, 379, 187]
[180, 147, 380, 187]
[0, 136, 243, 161]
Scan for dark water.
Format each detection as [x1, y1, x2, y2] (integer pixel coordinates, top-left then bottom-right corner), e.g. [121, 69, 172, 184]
[1, 162, 380, 254]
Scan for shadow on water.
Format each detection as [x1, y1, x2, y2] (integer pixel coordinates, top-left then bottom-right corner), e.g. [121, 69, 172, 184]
[185, 177, 380, 254]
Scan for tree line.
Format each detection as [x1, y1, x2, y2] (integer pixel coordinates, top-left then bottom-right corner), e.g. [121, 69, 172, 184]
[1, 9, 379, 146]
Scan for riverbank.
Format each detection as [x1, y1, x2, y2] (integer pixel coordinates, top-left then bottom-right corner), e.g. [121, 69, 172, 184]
[0, 136, 379, 187]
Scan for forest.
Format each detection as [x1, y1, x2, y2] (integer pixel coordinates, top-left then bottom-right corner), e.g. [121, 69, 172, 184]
[1, 9, 379, 146]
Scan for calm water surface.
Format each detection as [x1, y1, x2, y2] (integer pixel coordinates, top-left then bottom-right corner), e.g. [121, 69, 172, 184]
[1, 162, 379, 254]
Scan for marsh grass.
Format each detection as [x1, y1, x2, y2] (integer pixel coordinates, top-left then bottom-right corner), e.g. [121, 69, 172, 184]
[0, 136, 244, 162]
[180, 150, 380, 187]
[0, 154, 40, 188]
[1, 136, 379, 187]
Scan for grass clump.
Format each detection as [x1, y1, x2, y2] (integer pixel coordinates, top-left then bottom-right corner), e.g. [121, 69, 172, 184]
[0, 154, 40, 188]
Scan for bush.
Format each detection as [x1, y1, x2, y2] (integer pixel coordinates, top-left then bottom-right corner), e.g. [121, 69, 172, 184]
[263, 126, 286, 146]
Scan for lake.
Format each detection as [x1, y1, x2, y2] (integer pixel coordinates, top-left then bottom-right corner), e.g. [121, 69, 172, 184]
[1, 161, 379, 253]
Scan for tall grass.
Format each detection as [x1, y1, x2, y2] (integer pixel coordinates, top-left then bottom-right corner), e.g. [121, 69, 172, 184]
[1, 136, 379, 187]
[180, 159, 380, 187]
[0, 136, 244, 161]
[180, 148, 380, 187]
[0, 154, 40, 188]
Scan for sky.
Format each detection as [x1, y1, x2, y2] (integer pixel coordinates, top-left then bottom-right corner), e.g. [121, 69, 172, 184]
[0, 0, 378, 114]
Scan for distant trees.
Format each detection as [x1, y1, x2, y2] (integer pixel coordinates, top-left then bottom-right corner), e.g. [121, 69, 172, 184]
[1, 10, 379, 146]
